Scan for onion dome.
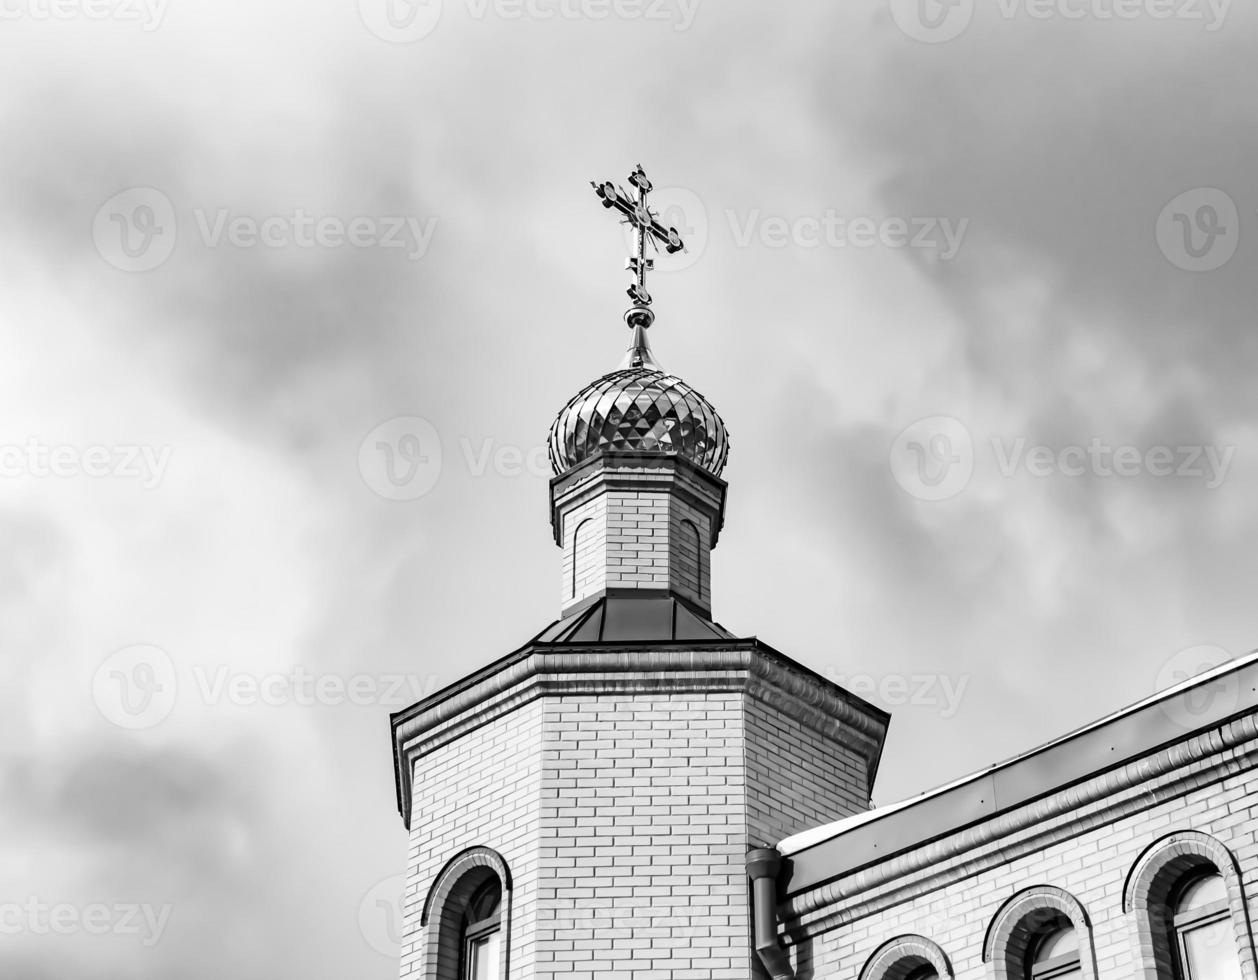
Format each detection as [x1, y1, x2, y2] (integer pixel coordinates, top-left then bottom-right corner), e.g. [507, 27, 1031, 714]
[547, 322, 730, 477]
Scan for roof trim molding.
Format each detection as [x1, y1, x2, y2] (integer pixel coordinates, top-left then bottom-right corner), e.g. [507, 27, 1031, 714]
[391, 641, 890, 829]
[780, 651, 1258, 859]
[779, 711, 1258, 939]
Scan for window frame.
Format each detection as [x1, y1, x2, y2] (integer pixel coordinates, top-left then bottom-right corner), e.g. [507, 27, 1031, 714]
[420, 846, 512, 980]
[1027, 922, 1083, 980]
[857, 934, 954, 980]
[460, 880, 503, 980]
[1170, 871, 1237, 980]
[982, 886, 1098, 980]
[1122, 830, 1257, 980]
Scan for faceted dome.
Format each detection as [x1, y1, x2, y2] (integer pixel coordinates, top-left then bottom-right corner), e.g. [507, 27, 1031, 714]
[548, 367, 730, 476]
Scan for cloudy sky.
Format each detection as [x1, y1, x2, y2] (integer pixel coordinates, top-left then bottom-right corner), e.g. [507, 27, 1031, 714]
[4, 0, 1258, 976]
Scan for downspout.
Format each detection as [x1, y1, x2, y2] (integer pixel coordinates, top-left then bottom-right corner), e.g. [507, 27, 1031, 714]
[747, 847, 794, 980]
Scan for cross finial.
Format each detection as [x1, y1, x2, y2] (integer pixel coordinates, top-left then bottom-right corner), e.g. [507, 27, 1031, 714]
[591, 165, 686, 336]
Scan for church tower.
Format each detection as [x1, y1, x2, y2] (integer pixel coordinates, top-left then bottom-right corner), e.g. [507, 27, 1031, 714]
[390, 166, 889, 980]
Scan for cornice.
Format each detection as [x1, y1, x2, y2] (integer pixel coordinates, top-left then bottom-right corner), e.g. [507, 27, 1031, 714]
[779, 712, 1258, 942]
[391, 640, 890, 830]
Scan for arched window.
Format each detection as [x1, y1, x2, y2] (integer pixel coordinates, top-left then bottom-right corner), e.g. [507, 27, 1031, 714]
[571, 518, 595, 599]
[1168, 870, 1242, 980]
[1122, 830, 1256, 980]
[420, 847, 511, 980]
[675, 518, 701, 596]
[461, 878, 502, 980]
[1026, 917, 1082, 979]
[858, 935, 953, 980]
[983, 886, 1098, 980]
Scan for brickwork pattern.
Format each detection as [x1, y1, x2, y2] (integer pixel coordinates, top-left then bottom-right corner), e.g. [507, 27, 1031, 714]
[401, 660, 883, 980]
[799, 759, 1258, 980]
[559, 489, 713, 613]
[403, 700, 545, 980]
[668, 498, 712, 611]
[535, 693, 752, 980]
[564, 498, 607, 607]
[743, 697, 869, 848]
[551, 455, 725, 615]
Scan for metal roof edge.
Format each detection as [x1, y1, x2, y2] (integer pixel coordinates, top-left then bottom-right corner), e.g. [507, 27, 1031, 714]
[778, 648, 1258, 882]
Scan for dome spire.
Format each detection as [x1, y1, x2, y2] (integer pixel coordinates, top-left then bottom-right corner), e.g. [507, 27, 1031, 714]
[546, 166, 729, 619]
[591, 164, 686, 360]
[618, 308, 663, 371]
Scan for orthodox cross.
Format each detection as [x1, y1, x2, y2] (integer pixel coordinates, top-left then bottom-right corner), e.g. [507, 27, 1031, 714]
[591, 165, 685, 325]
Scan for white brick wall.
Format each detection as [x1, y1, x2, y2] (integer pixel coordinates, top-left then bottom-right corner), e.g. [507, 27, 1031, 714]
[550, 455, 726, 615]
[534, 693, 752, 980]
[400, 657, 883, 980]
[743, 697, 869, 848]
[403, 700, 545, 980]
[795, 741, 1258, 980]
[559, 488, 713, 613]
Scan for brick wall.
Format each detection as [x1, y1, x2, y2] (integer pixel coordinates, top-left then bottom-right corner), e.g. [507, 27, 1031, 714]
[562, 495, 607, 608]
[403, 699, 545, 980]
[793, 739, 1258, 980]
[743, 697, 869, 848]
[534, 693, 753, 980]
[558, 488, 714, 614]
[668, 497, 712, 611]
[398, 651, 885, 980]
[550, 454, 726, 615]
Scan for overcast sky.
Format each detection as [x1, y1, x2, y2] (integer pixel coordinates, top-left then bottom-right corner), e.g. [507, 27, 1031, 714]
[4, 0, 1258, 977]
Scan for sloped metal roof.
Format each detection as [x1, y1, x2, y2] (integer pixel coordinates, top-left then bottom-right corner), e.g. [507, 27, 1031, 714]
[532, 594, 737, 644]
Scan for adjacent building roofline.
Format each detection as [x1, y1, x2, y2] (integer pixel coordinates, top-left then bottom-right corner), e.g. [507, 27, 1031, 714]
[778, 649, 1258, 900]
